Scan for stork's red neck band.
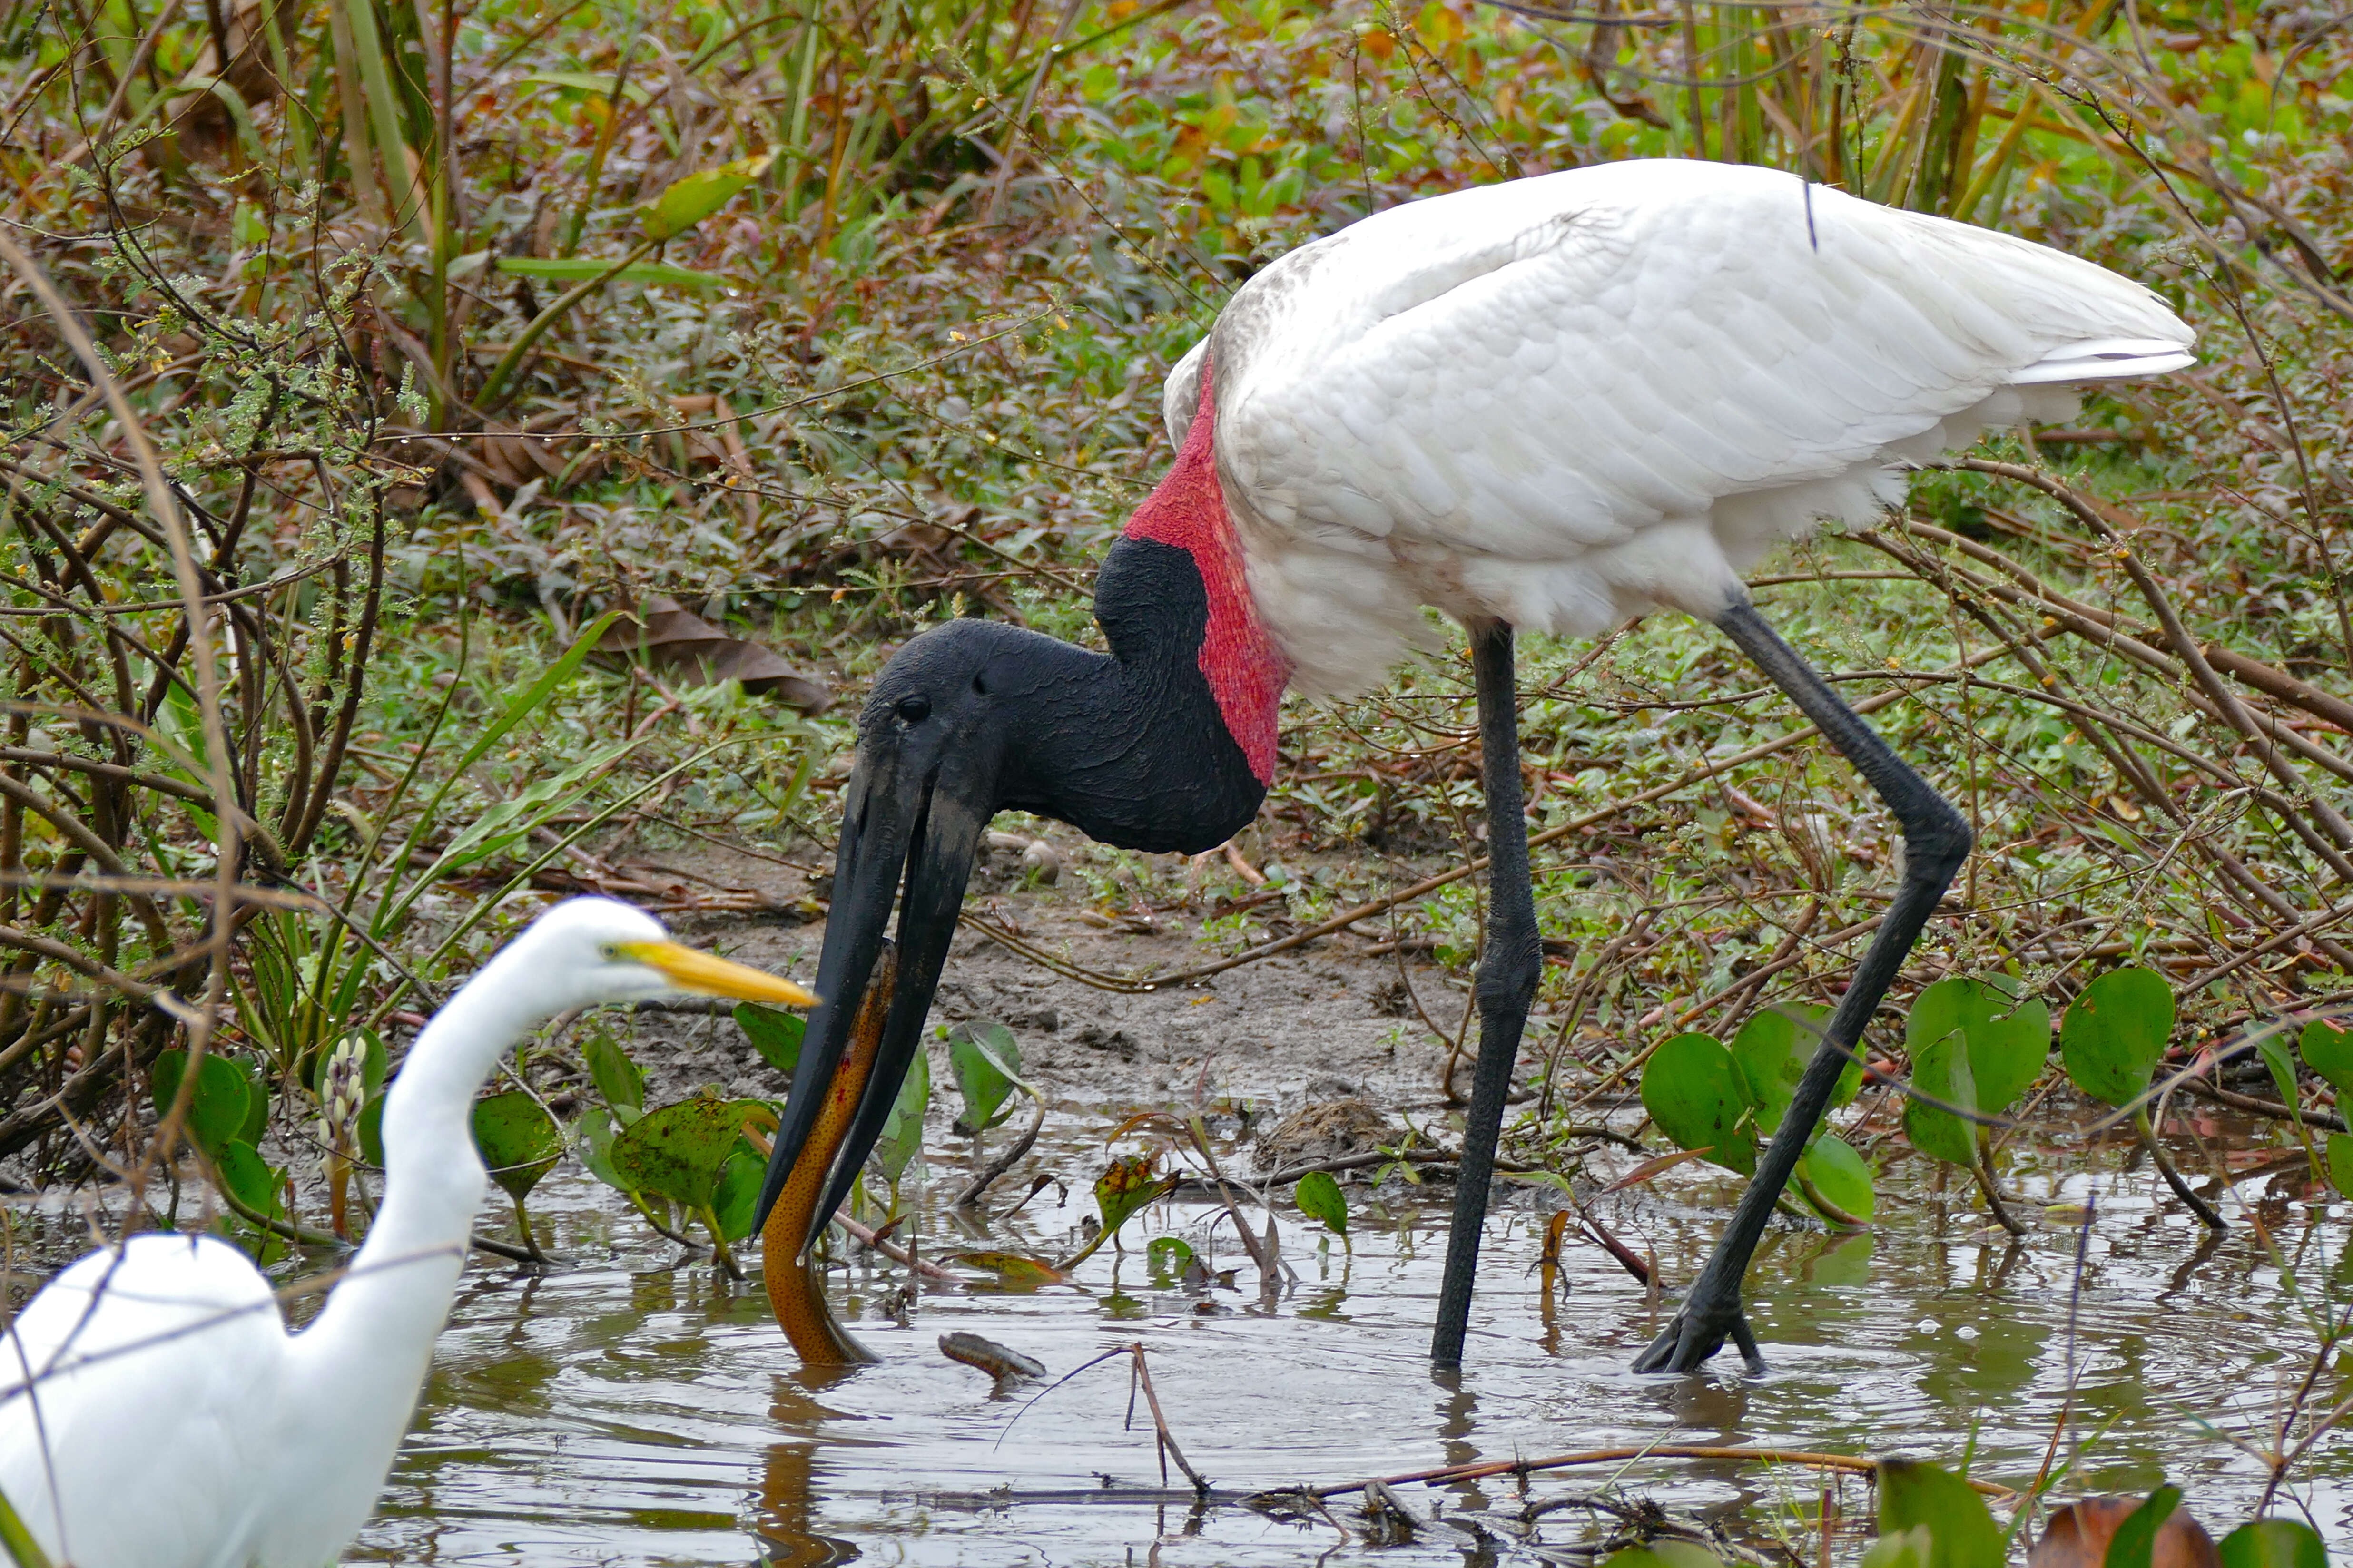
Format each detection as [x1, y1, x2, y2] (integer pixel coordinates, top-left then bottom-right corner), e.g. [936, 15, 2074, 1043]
[1121, 363, 1287, 784]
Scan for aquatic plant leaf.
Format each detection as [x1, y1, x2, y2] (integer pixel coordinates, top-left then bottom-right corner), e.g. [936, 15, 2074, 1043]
[954, 1251, 1067, 1286]
[1094, 1153, 1172, 1241]
[574, 1104, 628, 1191]
[2255, 1032, 2303, 1118]
[641, 152, 773, 240]
[2298, 1020, 2353, 1099]
[1602, 1543, 1726, 1568]
[1145, 1235, 1195, 1277]
[870, 1047, 930, 1188]
[613, 1093, 772, 1209]
[1905, 1027, 1983, 1168]
[1798, 1133, 1874, 1220]
[472, 1091, 564, 1202]
[582, 1029, 645, 1115]
[1729, 1003, 1845, 1131]
[1294, 1169, 1348, 1233]
[711, 1146, 766, 1242]
[2061, 968, 2173, 1109]
[736, 1003, 805, 1076]
[215, 1139, 283, 1219]
[1640, 1032, 1755, 1175]
[947, 1019, 1023, 1134]
[2217, 1519, 2327, 1568]
[2326, 1134, 2353, 1198]
[1876, 1457, 2003, 1568]
[1860, 1526, 1933, 1568]
[357, 1093, 385, 1169]
[152, 1050, 253, 1159]
[1911, 977, 2051, 1116]
[2100, 1486, 2182, 1568]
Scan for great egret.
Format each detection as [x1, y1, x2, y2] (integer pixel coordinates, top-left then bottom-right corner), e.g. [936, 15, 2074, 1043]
[0, 896, 817, 1568]
[750, 159, 2194, 1376]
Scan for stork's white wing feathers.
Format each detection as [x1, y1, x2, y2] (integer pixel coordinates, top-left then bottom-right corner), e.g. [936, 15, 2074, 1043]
[1172, 161, 2193, 695]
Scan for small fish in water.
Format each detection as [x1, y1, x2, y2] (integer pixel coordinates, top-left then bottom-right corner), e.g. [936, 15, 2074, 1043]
[939, 1332, 1047, 1384]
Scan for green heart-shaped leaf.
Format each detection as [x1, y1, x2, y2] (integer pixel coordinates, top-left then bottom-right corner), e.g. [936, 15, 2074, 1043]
[613, 1093, 773, 1210]
[1294, 1169, 1348, 1233]
[1640, 1032, 1755, 1175]
[573, 1103, 627, 1191]
[215, 1138, 284, 1219]
[2061, 968, 2173, 1109]
[582, 1029, 645, 1114]
[1798, 1132, 1874, 1220]
[1729, 1004, 1845, 1132]
[870, 1048, 930, 1187]
[947, 1019, 1023, 1134]
[1905, 1024, 1982, 1168]
[711, 1144, 766, 1242]
[1145, 1235, 1195, 1277]
[1874, 1457, 2002, 1568]
[1916, 977, 2050, 1116]
[736, 1003, 805, 1076]
[2218, 1519, 2328, 1568]
[471, 1090, 564, 1203]
[2299, 1019, 2353, 1098]
[1094, 1153, 1172, 1240]
[152, 1050, 253, 1159]
[2103, 1486, 2182, 1568]
[2326, 1133, 2353, 1198]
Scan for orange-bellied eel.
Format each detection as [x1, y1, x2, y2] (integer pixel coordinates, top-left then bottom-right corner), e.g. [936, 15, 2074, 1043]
[762, 941, 893, 1365]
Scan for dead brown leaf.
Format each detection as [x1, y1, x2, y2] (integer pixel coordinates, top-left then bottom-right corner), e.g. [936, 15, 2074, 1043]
[592, 597, 831, 713]
[2028, 1497, 2220, 1568]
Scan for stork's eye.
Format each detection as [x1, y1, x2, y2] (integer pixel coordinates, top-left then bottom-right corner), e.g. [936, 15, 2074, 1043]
[896, 694, 932, 723]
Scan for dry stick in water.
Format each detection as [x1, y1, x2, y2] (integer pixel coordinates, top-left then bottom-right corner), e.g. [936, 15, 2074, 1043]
[950, 1094, 1046, 1209]
[1290, 1445, 2014, 1507]
[1126, 1343, 1211, 1496]
[762, 944, 896, 1366]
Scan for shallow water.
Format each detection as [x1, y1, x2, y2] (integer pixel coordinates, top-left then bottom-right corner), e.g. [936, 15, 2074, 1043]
[348, 1112, 2353, 1565]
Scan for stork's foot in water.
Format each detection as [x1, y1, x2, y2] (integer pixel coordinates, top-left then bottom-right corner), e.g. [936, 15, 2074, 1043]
[1632, 1294, 1766, 1375]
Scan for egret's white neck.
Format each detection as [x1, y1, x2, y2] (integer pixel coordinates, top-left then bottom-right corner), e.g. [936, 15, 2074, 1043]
[280, 953, 547, 1474]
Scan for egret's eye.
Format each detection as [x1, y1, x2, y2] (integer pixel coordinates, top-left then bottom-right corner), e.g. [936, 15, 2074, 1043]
[896, 694, 932, 724]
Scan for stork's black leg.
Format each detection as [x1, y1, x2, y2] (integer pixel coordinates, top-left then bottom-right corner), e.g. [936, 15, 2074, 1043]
[1633, 598, 1971, 1375]
[1432, 619, 1543, 1367]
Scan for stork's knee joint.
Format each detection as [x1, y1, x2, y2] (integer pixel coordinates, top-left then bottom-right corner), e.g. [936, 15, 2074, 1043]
[1904, 801, 1973, 884]
[1477, 929, 1541, 1016]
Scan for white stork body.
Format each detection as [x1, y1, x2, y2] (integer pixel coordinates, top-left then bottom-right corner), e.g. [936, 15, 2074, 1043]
[1167, 159, 2194, 695]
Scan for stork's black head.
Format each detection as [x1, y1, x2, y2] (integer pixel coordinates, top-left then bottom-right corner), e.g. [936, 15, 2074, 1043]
[751, 539, 1271, 1250]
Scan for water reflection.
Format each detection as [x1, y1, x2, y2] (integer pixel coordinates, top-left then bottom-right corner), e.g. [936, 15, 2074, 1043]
[343, 1113, 2353, 1565]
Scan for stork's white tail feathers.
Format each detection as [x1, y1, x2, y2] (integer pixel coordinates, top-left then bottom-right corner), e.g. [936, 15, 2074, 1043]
[1168, 160, 2195, 697]
[2011, 339, 2199, 384]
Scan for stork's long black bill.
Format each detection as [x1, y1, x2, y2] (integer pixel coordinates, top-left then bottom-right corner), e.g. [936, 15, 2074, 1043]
[750, 751, 984, 1247]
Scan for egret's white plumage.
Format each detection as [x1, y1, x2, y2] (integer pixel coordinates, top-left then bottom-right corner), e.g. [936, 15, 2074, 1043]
[0, 898, 814, 1568]
[1164, 160, 2194, 695]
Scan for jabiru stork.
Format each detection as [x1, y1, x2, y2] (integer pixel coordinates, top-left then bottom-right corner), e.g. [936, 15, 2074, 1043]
[752, 158, 2194, 1374]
